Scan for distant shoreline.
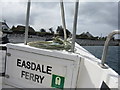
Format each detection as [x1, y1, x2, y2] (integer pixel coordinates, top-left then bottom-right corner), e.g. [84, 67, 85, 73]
[76, 39, 120, 46]
[5, 34, 120, 46]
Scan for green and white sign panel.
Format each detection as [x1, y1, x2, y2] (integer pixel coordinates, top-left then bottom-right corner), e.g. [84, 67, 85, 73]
[51, 74, 65, 89]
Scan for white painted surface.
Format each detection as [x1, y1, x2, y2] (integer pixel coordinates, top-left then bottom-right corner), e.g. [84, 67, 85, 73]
[4, 43, 81, 88]
[0, 43, 118, 89]
[0, 50, 6, 73]
[76, 58, 118, 88]
[75, 43, 118, 88]
[0, 77, 2, 90]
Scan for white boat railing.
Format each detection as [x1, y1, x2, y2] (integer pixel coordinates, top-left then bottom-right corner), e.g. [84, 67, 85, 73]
[100, 30, 120, 68]
[71, 0, 79, 52]
[24, 0, 31, 45]
[60, 0, 67, 42]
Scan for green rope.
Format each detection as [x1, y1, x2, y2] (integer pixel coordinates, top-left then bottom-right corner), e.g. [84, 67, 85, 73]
[28, 37, 71, 51]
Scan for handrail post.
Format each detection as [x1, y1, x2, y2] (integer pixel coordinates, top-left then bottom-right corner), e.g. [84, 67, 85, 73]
[100, 30, 120, 69]
[71, 0, 79, 52]
[24, 0, 31, 45]
[60, 0, 67, 42]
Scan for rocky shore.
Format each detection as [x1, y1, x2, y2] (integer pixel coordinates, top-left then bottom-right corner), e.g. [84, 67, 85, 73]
[2, 34, 120, 46]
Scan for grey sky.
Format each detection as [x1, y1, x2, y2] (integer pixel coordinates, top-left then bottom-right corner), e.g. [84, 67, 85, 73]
[1, 0, 119, 37]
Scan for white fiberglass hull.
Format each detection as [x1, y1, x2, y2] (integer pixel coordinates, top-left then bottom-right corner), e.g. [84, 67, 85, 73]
[0, 43, 118, 89]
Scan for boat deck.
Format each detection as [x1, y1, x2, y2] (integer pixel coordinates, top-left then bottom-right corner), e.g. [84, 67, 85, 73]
[0, 43, 118, 89]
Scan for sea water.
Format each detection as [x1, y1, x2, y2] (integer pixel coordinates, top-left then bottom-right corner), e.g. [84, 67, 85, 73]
[83, 46, 119, 75]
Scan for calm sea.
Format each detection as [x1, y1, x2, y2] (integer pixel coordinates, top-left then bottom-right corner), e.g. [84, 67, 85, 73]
[83, 46, 119, 75]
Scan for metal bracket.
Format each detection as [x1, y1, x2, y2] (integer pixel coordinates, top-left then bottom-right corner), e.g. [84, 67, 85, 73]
[6, 53, 11, 56]
[98, 63, 108, 69]
[0, 73, 10, 78]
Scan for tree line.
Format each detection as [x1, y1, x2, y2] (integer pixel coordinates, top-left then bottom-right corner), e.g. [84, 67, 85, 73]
[2, 25, 115, 41]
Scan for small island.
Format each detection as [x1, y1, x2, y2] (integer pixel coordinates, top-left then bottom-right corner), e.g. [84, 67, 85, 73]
[1, 21, 120, 46]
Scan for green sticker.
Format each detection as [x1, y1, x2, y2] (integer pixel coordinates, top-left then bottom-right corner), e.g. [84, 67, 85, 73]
[51, 74, 65, 89]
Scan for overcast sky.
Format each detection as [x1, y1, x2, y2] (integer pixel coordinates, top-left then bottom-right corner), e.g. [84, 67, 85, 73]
[1, 0, 119, 37]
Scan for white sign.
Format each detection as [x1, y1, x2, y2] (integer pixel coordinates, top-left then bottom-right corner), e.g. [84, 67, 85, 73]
[5, 44, 81, 89]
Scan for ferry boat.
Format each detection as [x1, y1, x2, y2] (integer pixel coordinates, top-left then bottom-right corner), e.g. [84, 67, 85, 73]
[0, 0, 119, 89]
